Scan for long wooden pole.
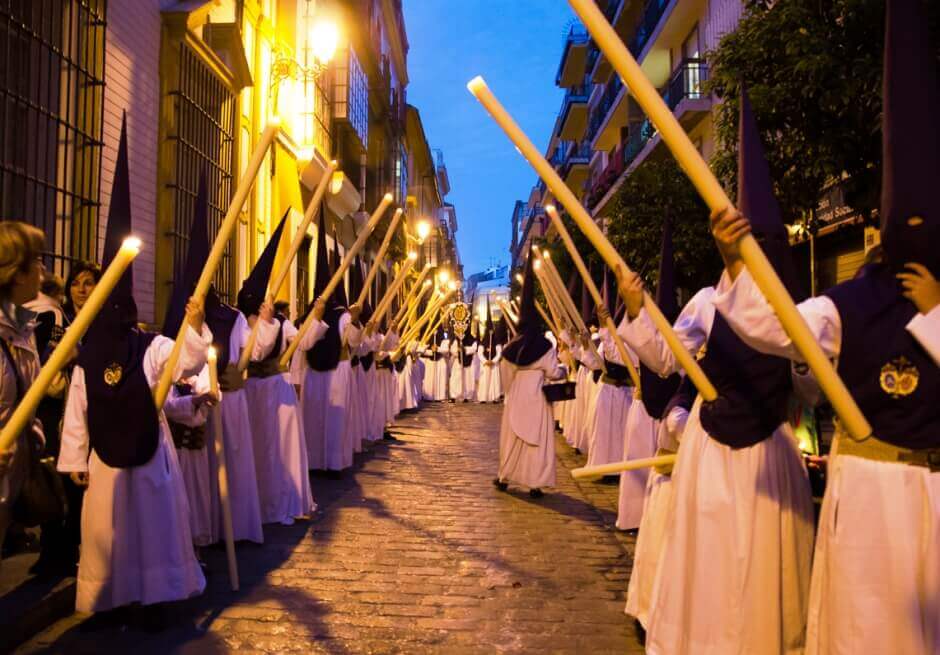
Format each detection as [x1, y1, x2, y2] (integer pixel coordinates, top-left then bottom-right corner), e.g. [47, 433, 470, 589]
[237, 159, 338, 371]
[280, 193, 394, 367]
[398, 280, 433, 333]
[539, 207, 640, 389]
[207, 348, 239, 591]
[394, 266, 432, 329]
[566, 0, 870, 439]
[539, 249, 605, 367]
[467, 78, 713, 398]
[0, 239, 141, 452]
[357, 208, 404, 307]
[571, 454, 677, 481]
[155, 122, 280, 409]
[369, 255, 416, 328]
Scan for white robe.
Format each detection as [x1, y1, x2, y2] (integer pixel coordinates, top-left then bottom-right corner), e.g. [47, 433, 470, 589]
[586, 331, 637, 467]
[476, 345, 502, 402]
[348, 336, 369, 454]
[497, 349, 560, 490]
[615, 398, 657, 530]
[58, 325, 211, 612]
[245, 318, 315, 525]
[295, 313, 358, 471]
[624, 403, 688, 627]
[421, 341, 449, 401]
[449, 340, 477, 401]
[621, 282, 815, 655]
[209, 314, 264, 542]
[714, 269, 940, 655]
[573, 343, 603, 452]
[164, 372, 212, 548]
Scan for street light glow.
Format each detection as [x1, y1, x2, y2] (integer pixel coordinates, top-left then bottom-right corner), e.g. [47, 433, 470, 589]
[416, 219, 431, 242]
[310, 18, 339, 65]
[438, 270, 451, 284]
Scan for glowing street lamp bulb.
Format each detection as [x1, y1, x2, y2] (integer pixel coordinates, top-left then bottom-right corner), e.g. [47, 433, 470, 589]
[309, 18, 339, 65]
[438, 270, 450, 284]
[416, 220, 431, 242]
[447, 280, 458, 291]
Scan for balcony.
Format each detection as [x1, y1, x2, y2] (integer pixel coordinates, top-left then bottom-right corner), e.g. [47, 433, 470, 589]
[662, 58, 709, 115]
[556, 24, 590, 87]
[558, 83, 591, 141]
[585, 144, 625, 209]
[558, 140, 592, 193]
[587, 75, 623, 144]
[622, 119, 655, 169]
[628, 0, 671, 59]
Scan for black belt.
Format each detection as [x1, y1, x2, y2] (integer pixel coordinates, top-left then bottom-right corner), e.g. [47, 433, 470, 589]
[247, 359, 281, 379]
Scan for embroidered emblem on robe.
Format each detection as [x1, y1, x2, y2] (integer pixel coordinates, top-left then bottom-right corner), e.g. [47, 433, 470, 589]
[880, 356, 919, 398]
[103, 363, 123, 387]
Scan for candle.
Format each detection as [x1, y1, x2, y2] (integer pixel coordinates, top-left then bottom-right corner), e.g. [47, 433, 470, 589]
[571, 453, 677, 481]
[566, 0, 870, 439]
[371, 253, 416, 327]
[358, 208, 404, 308]
[155, 121, 281, 410]
[394, 265, 432, 328]
[207, 347, 219, 397]
[280, 193, 394, 367]
[1, 238, 141, 452]
[540, 207, 642, 390]
[397, 280, 433, 335]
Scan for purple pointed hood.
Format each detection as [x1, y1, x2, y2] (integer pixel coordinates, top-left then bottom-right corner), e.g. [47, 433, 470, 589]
[738, 88, 805, 301]
[880, 0, 940, 277]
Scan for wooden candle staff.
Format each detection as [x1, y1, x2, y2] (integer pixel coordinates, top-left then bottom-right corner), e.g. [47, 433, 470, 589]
[394, 266, 433, 329]
[369, 253, 417, 329]
[538, 249, 605, 366]
[397, 279, 433, 334]
[237, 159, 338, 372]
[566, 0, 870, 440]
[207, 347, 239, 591]
[357, 208, 404, 309]
[280, 193, 395, 367]
[572, 454, 677, 481]
[155, 122, 281, 409]
[467, 78, 712, 398]
[541, 207, 641, 390]
[0, 238, 141, 453]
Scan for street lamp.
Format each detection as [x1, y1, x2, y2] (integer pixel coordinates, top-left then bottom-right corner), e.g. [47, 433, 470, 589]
[438, 269, 451, 285]
[416, 219, 432, 243]
[270, 16, 340, 112]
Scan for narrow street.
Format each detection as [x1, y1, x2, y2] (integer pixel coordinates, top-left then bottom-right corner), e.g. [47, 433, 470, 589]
[19, 402, 644, 654]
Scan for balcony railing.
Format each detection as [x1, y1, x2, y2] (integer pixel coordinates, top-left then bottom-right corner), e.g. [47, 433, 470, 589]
[587, 75, 623, 142]
[662, 58, 708, 110]
[604, 0, 623, 22]
[628, 0, 670, 58]
[623, 119, 655, 168]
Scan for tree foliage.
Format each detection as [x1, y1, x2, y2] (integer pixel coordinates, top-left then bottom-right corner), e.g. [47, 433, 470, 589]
[707, 0, 940, 223]
[605, 158, 721, 291]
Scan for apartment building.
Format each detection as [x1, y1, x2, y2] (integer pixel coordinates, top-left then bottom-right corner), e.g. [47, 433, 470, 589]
[511, 0, 871, 290]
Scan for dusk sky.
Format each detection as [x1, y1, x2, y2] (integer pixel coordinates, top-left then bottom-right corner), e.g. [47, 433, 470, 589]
[402, 0, 577, 277]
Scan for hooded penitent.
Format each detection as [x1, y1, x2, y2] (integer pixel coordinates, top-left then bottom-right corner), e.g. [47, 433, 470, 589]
[482, 296, 497, 359]
[823, 0, 939, 450]
[698, 88, 800, 448]
[350, 254, 374, 370]
[330, 231, 349, 309]
[501, 253, 551, 366]
[162, 171, 240, 378]
[582, 263, 597, 330]
[238, 209, 289, 366]
[638, 217, 684, 420]
[305, 214, 344, 372]
[461, 294, 477, 367]
[78, 113, 160, 468]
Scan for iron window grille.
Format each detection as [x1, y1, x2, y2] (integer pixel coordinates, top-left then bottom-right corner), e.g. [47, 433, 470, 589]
[0, 0, 108, 278]
[166, 40, 237, 304]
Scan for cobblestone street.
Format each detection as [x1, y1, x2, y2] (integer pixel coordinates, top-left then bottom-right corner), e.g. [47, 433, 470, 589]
[18, 402, 644, 654]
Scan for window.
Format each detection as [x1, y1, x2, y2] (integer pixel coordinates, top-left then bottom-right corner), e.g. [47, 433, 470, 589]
[297, 234, 311, 314]
[0, 0, 108, 277]
[334, 44, 368, 149]
[167, 41, 238, 303]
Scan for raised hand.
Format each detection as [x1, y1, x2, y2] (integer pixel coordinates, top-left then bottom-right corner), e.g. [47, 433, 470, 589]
[898, 262, 940, 314]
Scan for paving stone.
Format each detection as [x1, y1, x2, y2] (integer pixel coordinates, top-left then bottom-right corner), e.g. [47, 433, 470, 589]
[15, 402, 643, 653]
